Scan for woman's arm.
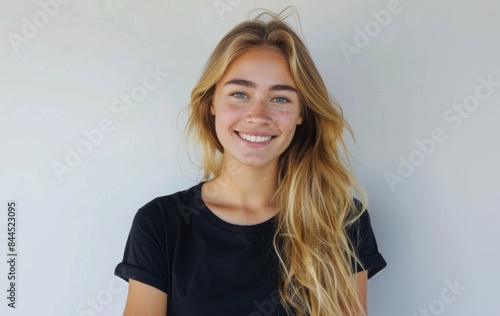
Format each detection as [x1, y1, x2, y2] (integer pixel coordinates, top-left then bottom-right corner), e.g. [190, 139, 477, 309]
[355, 270, 368, 314]
[123, 279, 167, 316]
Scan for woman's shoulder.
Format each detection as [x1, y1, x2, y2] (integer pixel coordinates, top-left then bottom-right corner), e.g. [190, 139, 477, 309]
[136, 182, 205, 227]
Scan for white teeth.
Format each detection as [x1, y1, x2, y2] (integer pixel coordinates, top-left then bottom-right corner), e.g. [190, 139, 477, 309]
[238, 132, 272, 143]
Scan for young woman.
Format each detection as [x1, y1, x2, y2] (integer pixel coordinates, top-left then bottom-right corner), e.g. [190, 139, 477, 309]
[115, 11, 386, 316]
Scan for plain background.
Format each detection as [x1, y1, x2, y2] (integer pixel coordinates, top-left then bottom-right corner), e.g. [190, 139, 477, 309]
[1, 0, 499, 315]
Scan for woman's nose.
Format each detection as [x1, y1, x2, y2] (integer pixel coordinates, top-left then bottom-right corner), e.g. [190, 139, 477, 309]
[246, 99, 271, 124]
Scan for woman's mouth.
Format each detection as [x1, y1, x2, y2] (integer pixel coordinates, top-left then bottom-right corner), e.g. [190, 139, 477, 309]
[237, 132, 273, 143]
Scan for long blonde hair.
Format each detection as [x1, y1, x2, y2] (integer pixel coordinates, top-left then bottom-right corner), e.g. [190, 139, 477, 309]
[186, 9, 368, 316]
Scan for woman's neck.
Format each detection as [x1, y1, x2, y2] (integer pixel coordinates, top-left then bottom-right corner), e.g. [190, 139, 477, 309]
[204, 158, 279, 214]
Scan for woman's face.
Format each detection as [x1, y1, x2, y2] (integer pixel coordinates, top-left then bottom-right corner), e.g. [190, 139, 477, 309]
[211, 46, 303, 170]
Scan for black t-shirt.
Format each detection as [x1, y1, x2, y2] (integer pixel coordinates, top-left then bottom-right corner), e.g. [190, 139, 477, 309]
[114, 182, 387, 315]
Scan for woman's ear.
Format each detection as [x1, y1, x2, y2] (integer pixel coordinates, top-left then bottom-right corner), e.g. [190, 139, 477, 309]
[297, 114, 303, 125]
[210, 103, 215, 116]
[297, 106, 304, 125]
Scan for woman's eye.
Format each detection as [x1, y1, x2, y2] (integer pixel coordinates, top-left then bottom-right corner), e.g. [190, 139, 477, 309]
[232, 92, 247, 99]
[272, 96, 289, 103]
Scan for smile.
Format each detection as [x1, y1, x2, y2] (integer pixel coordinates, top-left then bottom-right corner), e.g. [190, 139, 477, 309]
[237, 132, 273, 143]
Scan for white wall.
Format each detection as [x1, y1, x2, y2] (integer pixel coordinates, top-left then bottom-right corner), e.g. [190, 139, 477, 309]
[1, 0, 499, 315]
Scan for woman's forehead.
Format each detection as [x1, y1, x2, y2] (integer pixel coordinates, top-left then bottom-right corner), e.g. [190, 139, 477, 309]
[217, 47, 295, 88]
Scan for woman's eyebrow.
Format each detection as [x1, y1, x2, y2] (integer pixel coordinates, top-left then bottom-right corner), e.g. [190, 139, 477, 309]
[270, 84, 297, 93]
[224, 79, 256, 88]
[224, 78, 297, 93]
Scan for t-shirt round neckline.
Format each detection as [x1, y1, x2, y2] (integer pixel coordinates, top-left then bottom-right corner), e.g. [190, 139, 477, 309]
[195, 181, 277, 234]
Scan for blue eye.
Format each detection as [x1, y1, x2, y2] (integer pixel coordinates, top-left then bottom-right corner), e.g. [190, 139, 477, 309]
[273, 96, 289, 103]
[232, 92, 247, 99]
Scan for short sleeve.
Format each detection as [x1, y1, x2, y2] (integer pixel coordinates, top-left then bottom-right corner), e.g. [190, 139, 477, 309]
[114, 205, 169, 294]
[346, 203, 387, 279]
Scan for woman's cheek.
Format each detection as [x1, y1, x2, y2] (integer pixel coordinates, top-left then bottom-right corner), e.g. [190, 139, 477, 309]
[274, 108, 301, 124]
